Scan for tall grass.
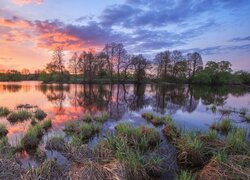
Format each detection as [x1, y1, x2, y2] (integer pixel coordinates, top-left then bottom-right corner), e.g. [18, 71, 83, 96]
[22, 124, 43, 150]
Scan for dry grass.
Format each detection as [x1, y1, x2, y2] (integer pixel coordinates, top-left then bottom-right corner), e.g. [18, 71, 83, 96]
[0, 158, 22, 180]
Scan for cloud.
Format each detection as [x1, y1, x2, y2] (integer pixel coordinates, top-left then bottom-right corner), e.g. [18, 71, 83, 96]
[0, 16, 32, 28]
[11, 0, 43, 5]
[230, 36, 250, 42]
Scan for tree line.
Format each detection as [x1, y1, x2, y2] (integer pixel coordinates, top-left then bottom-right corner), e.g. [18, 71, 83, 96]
[0, 42, 249, 85]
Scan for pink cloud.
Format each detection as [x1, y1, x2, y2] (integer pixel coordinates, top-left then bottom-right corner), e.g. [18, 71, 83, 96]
[11, 0, 44, 5]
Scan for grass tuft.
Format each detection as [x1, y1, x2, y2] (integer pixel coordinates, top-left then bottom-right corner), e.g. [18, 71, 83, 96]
[210, 119, 231, 133]
[41, 119, 52, 130]
[34, 109, 47, 120]
[177, 170, 196, 180]
[82, 113, 92, 123]
[7, 110, 32, 123]
[0, 107, 10, 117]
[95, 111, 109, 122]
[0, 124, 8, 138]
[22, 124, 43, 150]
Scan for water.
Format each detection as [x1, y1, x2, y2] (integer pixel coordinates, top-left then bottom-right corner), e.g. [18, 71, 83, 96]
[0, 81, 250, 167]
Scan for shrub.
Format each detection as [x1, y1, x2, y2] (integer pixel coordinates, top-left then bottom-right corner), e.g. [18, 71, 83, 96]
[0, 107, 10, 117]
[7, 110, 32, 123]
[42, 119, 52, 130]
[95, 112, 109, 122]
[0, 124, 8, 138]
[34, 109, 47, 120]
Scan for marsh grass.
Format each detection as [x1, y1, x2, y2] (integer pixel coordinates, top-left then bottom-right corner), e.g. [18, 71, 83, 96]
[34, 109, 47, 120]
[78, 122, 101, 141]
[245, 115, 250, 123]
[162, 117, 179, 141]
[225, 127, 249, 155]
[115, 123, 161, 151]
[0, 123, 8, 138]
[142, 112, 173, 126]
[31, 118, 37, 126]
[42, 119, 52, 130]
[82, 113, 92, 123]
[239, 107, 248, 116]
[64, 121, 79, 133]
[211, 104, 217, 113]
[46, 135, 66, 152]
[22, 124, 43, 150]
[177, 170, 196, 180]
[210, 119, 231, 133]
[206, 129, 218, 141]
[95, 112, 109, 122]
[7, 110, 32, 123]
[0, 107, 10, 117]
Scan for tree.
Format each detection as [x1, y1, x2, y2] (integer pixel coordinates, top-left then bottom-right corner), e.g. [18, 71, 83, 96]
[21, 69, 30, 75]
[154, 50, 171, 80]
[170, 50, 183, 76]
[188, 52, 203, 78]
[173, 61, 188, 79]
[68, 52, 80, 75]
[130, 54, 150, 83]
[46, 47, 65, 74]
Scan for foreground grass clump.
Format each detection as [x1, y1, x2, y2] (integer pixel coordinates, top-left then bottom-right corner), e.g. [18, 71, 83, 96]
[225, 128, 249, 155]
[161, 116, 179, 141]
[34, 109, 47, 120]
[42, 119, 52, 130]
[21, 124, 43, 150]
[101, 123, 165, 178]
[0, 107, 10, 117]
[64, 121, 79, 133]
[95, 111, 109, 122]
[199, 153, 250, 180]
[176, 132, 208, 167]
[0, 124, 8, 138]
[210, 119, 231, 133]
[7, 110, 32, 123]
[115, 123, 161, 150]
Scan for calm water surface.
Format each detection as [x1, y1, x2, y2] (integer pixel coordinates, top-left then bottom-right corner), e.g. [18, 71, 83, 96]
[0, 81, 250, 168]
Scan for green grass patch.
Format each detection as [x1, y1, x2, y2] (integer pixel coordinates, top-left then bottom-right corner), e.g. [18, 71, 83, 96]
[0, 107, 10, 117]
[78, 122, 101, 142]
[0, 124, 8, 138]
[7, 110, 32, 123]
[21, 124, 43, 150]
[82, 113, 92, 123]
[34, 109, 47, 120]
[210, 119, 231, 133]
[41, 119, 52, 130]
[95, 112, 109, 122]
[142, 112, 173, 126]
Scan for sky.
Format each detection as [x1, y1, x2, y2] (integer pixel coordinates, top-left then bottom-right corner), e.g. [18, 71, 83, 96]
[0, 0, 250, 72]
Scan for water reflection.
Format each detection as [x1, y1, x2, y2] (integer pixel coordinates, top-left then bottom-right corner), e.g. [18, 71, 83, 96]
[0, 82, 250, 140]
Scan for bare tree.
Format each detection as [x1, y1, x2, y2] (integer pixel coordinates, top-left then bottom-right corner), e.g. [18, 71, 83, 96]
[187, 52, 203, 78]
[68, 52, 80, 75]
[154, 50, 171, 80]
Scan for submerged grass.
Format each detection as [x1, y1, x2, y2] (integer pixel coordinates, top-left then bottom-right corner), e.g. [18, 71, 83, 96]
[0, 107, 10, 117]
[7, 110, 32, 123]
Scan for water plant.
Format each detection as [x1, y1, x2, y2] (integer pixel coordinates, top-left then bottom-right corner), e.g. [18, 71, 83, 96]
[31, 118, 37, 126]
[177, 170, 196, 180]
[34, 109, 47, 120]
[82, 113, 92, 123]
[0, 107, 10, 117]
[95, 111, 109, 122]
[78, 122, 101, 141]
[225, 127, 249, 155]
[142, 112, 172, 126]
[210, 119, 231, 133]
[41, 119, 52, 130]
[239, 107, 248, 116]
[0, 123, 8, 138]
[21, 124, 43, 150]
[7, 110, 32, 123]
[211, 103, 217, 113]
